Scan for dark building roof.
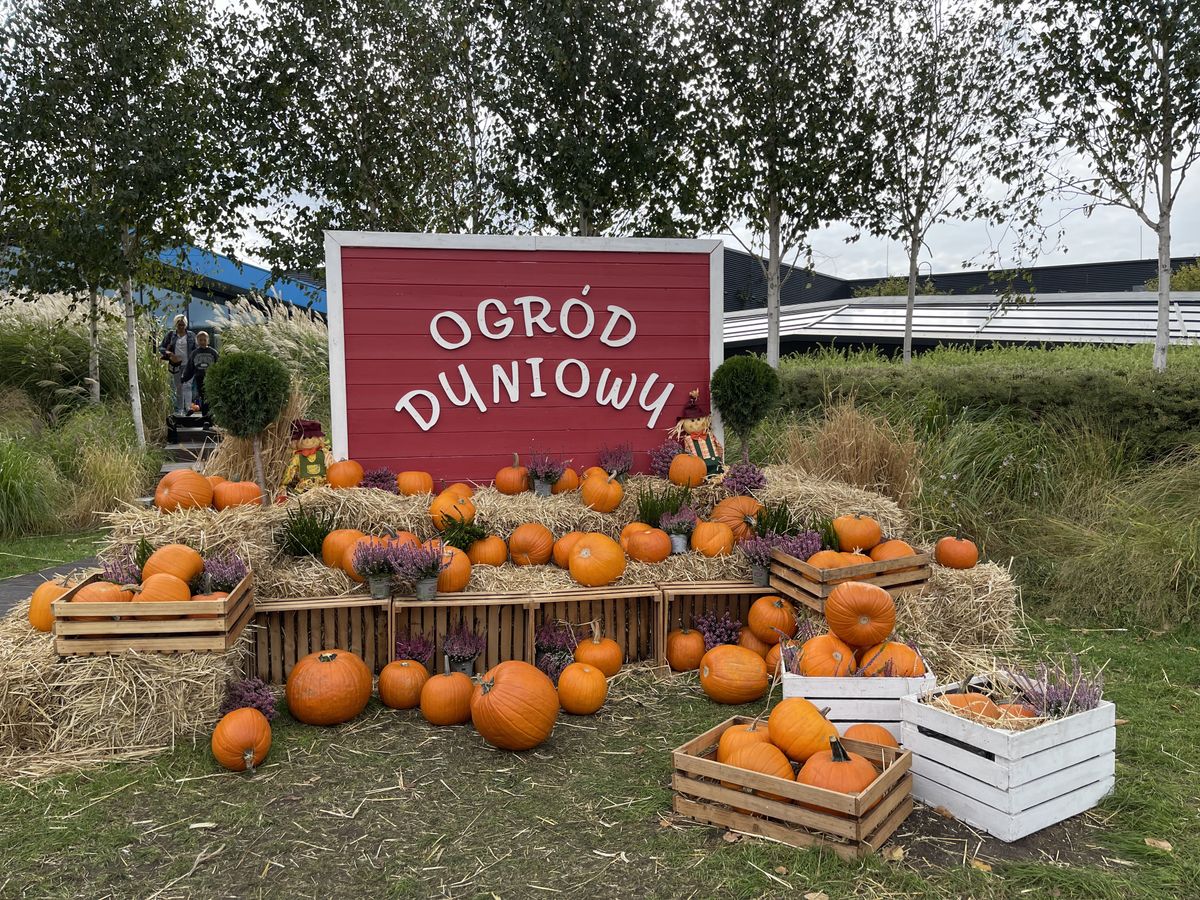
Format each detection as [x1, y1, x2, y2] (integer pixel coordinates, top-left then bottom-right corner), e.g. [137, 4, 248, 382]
[722, 248, 848, 312]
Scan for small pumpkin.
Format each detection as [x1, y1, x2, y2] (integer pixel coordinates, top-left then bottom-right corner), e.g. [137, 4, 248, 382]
[213, 480, 262, 510]
[625, 527, 670, 564]
[378, 659, 430, 709]
[28, 579, 70, 633]
[430, 492, 476, 530]
[557, 662, 608, 715]
[70, 581, 131, 621]
[824, 582, 896, 648]
[698, 645, 769, 704]
[737, 626, 770, 658]
[568, 533, 626, 587]
[668, 453, 707, 487]
[842, 723, 899, 748]
[442, 481, 474, 500]
[495, 452, 530, 495]
[710, 495, 763, 542]
[471, 660, 559, 750]
[796, 735, 878, 800]
[831, 513, 882, 552]
[619, 522, 651, 551]
[396, 470, 434, 495]
[205, 474, 227, 491]
[466, 535, 508, 566]
[747, 595, 796, 645]
[211, 707, 272, 772]
[764, 642, 782, 675]
[285, 648, 372, 726]
[665, 625, 706, 672]
[574, 624, 622, 676]
[327, 459, 365, 489]
[690, 520, 735, 557]
[717, 720, 771, 762]
[806, 549, 847, 569]
[798, 633, 857, 676]
[935, 529, 979, 569]
[722, 742, 796, 805]
[436, 545, 472, 593]
[552, 467, 580, 494]
[580, 472, 623, 513]
[188, 590, 227, 620]
[322, 529, 365, 569]
[137, 572, 191, 603]
[768, 697, 839, 763]
[420, 672, 474, 725]
[154, 469, 213, 511]
[869, 539, 917, 563]
[142, 543, 204, 583]
[509, 522, 555, 566]
[856, 641, 926, 677]
[552, 531, 586, 568]
[581, 465, 607, 481]
[942, 687, 1001, 719]
[998, 702, 1037, 719]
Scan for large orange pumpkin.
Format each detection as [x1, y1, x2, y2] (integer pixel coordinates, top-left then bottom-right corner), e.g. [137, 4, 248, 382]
[552, 467, 580, 494]
[142, 543, 204, 583]
[28, 580, 70, 632]
[378, 659, 430, 709]
[690, 520, 735, 557]
[430, 492, 476, 530]
[327, 459, 364, 489]
[552, 531, 585, 568]
[70, 581, 131, 621]
[717, 720, 772, 763]
[285, 649, 372, 725]
[137, 573, 191, 603]
[213, 480, 262, 510]
[436, 546, 472, 593]
[698, 645, 769, 704]
[568, 533, 626, 587]
[581, 473, 623, 513]
[799, 633, 857, 676]
[747, 595, 796, 645]
[557, 662, 608, 715]
[442, 482, 474, 500]
[205, 474, 227, 491]
[832, 513, 883, 552]
[211, 707, 272, 772]
[796, 735, 878, 800]
[935, 532, 979, 569]
[665, 625, 706, 672]
[869, 539, 917, 563]
[824, 582, 896, 648]
[154, 469, 213, 511]
[710, 496, 763, 542]
[842, 723, 899, 748]
[471, 660, 559, 750]
[396, 471, 434, 495]
[509, 523, 554, 566]
[322, 529, 365, 568]
[668, 453, 707, 487]
[574, 629, 623, 677]
[466, 535, 508, 566]
[626, 528, 670, 564]
[856, 641, 926, 677]
[737, 626, 770, 658]
[581, 466, 607, 481]
[723, 742, 796, 804]
[420, 672, 474, 725]
[768, 697, 839, 763]
[495, 453, 529, 495]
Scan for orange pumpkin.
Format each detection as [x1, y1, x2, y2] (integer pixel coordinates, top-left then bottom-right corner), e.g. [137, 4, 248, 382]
[470, 660, 559, 750]
[322, 529, 365, 568]
[698, 645, 769, 704]
[806, 549, 849, 570]
[832, 513, 883, 552]
[935, 532, 979, 569]
[856, 641, 926, 677]
[737, 626, 770, 658]
[552, 531, 586, 568]
[710, 495, 763, 542]
[154, 469, 213, 511]
[142, 543, 204, 583]
[396, 471, 434, 495]
[188, 590, 227, 620]
[205, 474, 227, 491]
[998, 702, 1037, 719]
[28, 580, 70, 632]
[378, 659, 430, 709]
[420, 672, 474, 725]
[436, 546, 472, 593]
[581, 466, 607, 481]
[764, 643, 782, 675]
[137, 572, 192, 603]
[466, 535, 508, 566]
[285, 648, 372, 725]
[211, 707, 272, 772]
[690, 520, 734, 557]
[796, 735, 878, 800]
[825, 582, 896, 648]
[625, 527, 670, 564]
[574, 628, 623, 677]
[842, 723, 900, 748]
[723, 742, 796, 804]
[581, 472, 623, 513]
[619, 522, 651, 551]
[869, 539, 917, 562]
[70, 581, 131, 621]
[798, 633, 857, 676]
[213, 480, 262, 510]
[495, 452, 530, 495]
[509, 523, 555, 566]
[327, 459, 365, 489]
[568, 533, 626, 587]
[552, 467, 580, 494]
[943, 690, 1001, 719]
[665, 625, 706, 672]
[668, 453, 707, 487]
[717, 720, 772, 762]
[768, 697, 839, 763]
[557, 662, 608, 715]
[442, 482, 474, 500]
[747, 595, 796, 645]
[430, 491, 476, 530]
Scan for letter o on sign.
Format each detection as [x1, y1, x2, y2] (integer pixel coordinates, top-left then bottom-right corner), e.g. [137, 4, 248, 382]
[430, 311, 471, 350]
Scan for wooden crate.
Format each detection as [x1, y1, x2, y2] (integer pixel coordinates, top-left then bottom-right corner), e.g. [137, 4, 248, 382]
[672, 715, 914, 860]
[534, 584, 662, 667]
[770, 549, 931, 613]
[391, 594, 534, 675]
[899, 679, 1116, 841]
[52, 572, 255, 656]
[658, 581, 778, 664]
[782, 668, 937, 742]
[251, 595, 392, 683]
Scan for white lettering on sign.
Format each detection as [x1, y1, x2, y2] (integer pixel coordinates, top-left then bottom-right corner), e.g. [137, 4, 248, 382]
[595, 368, 636, 409]
[478, 298, 513, 340]
[493, 362, 520, 404]
[555, 358, 590, 397]
[430, 311, 471, 350]
[600, 305, 636, 347]
[395, 389, 440, 432]
[513, 295, 557, 337]
[438, 364, 487, 412]
[560, 298, 594, 339]
[526, 356, 547, 397]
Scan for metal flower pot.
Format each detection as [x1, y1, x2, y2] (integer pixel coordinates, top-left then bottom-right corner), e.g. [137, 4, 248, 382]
[415, 577, 438, 600]
[670, 533, 689, 555]
[447, 655, 477, 676]
[750, 564, 770, 587]
[533, 479, 552, 498]
[368, 575, 392, 600]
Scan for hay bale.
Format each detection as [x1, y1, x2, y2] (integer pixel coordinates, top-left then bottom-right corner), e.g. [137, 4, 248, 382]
[204, 389, 309, 489]
[258, 556, 354, 600]
[759, 466, 909, 536]
[464, 551, 750, 594]
[0, 601, 248, 780]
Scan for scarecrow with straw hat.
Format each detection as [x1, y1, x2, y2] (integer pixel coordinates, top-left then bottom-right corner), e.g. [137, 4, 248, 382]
[669, 389, 726, 479]
[280, 419, 335, 495]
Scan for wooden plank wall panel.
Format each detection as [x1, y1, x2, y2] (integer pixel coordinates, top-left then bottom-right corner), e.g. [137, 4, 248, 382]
[252, 602, 390, 683]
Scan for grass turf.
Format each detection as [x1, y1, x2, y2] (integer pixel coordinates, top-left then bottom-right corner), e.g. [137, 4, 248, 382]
[0, 529, 103, 580]
[0, 623, 1195, 899]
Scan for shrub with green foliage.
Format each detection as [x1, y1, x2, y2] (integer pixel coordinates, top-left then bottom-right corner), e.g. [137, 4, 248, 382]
[711, 355, 780, 453]
[0, 438, 66, 536]
[206, 351, 291, 438]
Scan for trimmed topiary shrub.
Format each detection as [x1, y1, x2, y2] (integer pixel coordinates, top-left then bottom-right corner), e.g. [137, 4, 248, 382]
[206, 351, 291, 494]
[711, 355, 781, 458]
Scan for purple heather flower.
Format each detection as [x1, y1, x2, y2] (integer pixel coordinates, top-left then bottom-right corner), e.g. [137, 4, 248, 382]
[220, 677, 277, 721]
[660, 506, 698, 536]
[722, 462, 766, 496]
[777, 530, 821, 562]
[101, 550, 142, 586]
[694, 609, 741, 651]
[203, 550, 248, 593]
[361, 467, 399, 493]
[1009, 655, 1104, 718]
[535, 621, 577, 653]
[391, 543, 444, 582]
[527, 452, 567, 484]
[536, 649, 575, 685]
[598, 443, 633, 478]
[442, 623, 486, 662]
[649, 440, 682, 478]
[352, 541, 400, 579]
[394, 630, 436, 668]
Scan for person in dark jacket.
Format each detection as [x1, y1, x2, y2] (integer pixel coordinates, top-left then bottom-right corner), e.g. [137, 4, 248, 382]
[182, 331, 219, 413]
[159, 315, 198, 416]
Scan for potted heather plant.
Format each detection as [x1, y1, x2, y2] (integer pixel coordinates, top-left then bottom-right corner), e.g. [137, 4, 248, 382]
[534, 621, 576, 684]
[394, 630, 435, 670]
[527, 452, 566, 497]
[393, 543, 444, 600]
[599, 443, 633, 482]
[660, 506, 698, 555]
[738, 534, 776, 586]
[353, 541, 398, 599]
[693, 608, 742, 650]
[442, 623, 486, 675]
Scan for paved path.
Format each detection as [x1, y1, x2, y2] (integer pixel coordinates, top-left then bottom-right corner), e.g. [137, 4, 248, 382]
[0, 558, 97, 616]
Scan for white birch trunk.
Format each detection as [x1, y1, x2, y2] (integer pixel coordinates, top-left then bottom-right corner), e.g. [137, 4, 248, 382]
[88, 285, 101, 403]
[122, 275, 147, 448]
[904, 238, 920, 364]
[1153, 145, 1172, 373]
[766, 194, 781, 368]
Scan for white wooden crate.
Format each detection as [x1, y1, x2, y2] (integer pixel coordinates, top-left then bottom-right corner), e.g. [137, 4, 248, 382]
[781, 670, 937, 741]
[899, 679, 1116, 842]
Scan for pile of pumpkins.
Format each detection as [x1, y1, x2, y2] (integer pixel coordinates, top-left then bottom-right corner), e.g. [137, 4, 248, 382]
[27, 543, 228, 632]
[794, 581, 926, 678]
[153, 470, 263, 512]
[210, 630, 627, 771]
[807, 512, 979, 572]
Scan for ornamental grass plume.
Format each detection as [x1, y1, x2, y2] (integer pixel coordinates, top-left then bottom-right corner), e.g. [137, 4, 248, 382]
[360, 467, 399, 493]
[442, 623, 486, 662]
[394, 630, 435, 668]
[219, 677, 277, 721]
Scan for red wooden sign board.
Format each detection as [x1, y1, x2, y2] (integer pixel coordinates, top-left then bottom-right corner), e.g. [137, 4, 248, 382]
[326, 233, 724, 483]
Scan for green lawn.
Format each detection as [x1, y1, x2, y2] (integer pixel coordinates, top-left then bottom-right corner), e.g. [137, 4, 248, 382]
[0, 529, 103, 580]
[0, 622, 1195, 899]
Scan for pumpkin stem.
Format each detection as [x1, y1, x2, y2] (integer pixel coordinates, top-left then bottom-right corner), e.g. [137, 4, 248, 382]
[243, 748, 256, 773]
[479, 676, 495, 694]
[319, 652, 338, 662]
[829, 735, 851, 763]
[590, 619, 601, 642]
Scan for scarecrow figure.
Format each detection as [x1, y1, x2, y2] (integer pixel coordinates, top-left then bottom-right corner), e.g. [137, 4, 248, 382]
[280, 419, 335, 495]
[669, 389, 726, 479]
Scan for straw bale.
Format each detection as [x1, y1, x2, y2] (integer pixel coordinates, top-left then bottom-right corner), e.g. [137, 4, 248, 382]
[462, 551, 750, 594]
[759, 466, 909, 536]
[204, 390, 309, 489]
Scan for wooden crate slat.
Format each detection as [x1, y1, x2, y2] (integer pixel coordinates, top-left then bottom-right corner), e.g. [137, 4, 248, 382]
[672, 797, 865, 862]
[251, 595, 390, 682]
[670, 773, 859, 840]
[862, 796, 914, 851]
[769, 551, 931, 612]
